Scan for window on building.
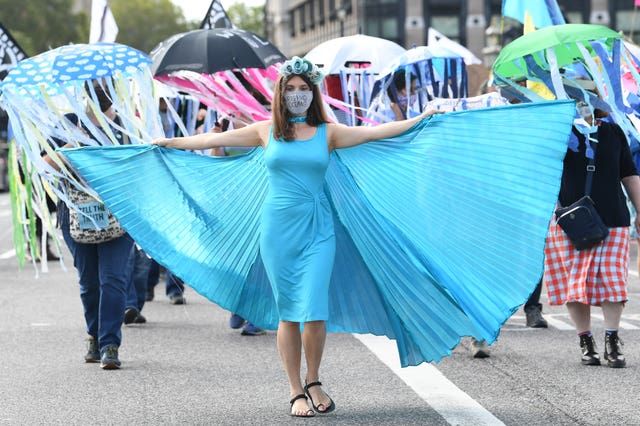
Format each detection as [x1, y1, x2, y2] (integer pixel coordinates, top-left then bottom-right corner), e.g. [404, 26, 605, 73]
[485, 0, 503, 29]
[318, 0, 325, 25]
[558, 0, 589, 24]
[300, 4, 306, 33]
[610, 0, 639, 42]
[309, 0, 315, 29]
[425, 0, 464, 45]
[342, 0, 353, 15]
[362, 0, 404, 45]
[430, 16, 459, 40]
[290, 9, 296, 36]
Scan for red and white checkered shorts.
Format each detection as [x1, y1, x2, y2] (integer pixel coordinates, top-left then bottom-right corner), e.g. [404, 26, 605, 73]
[544, 222, 629, 306]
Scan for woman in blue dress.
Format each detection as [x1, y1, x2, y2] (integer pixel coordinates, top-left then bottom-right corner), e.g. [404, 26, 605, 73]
[153, 57, 443, 417]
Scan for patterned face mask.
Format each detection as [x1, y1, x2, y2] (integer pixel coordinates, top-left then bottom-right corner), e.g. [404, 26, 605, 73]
[284, 91, 313, 115]
[577, 101, 593, 119]
[396, 93, 417, 110]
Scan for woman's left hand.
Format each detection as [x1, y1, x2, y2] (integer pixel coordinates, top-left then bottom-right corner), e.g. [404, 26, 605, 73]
[420, 109, 445, 119]
[151, 137, 170, 146]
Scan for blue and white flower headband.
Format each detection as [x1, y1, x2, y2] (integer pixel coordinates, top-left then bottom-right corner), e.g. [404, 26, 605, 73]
[279, 56, 324, 85]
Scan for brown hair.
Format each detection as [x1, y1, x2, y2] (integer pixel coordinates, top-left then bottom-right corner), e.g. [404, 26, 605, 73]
[84, 80, 113, 112]
[271, 73, 329, 141]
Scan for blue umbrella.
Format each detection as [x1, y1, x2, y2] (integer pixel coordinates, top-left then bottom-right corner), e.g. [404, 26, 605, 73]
[1, 42, 150, 96]
[0, 42, 157, 267]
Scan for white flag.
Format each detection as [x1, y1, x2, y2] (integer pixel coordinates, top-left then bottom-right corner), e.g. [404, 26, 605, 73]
[90, 0, 119, 43]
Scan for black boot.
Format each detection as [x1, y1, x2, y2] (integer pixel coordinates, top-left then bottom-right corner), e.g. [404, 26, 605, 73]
[604, 331, 626, 368]
[579, 334, 601, 366]
[524, 304, 548, 328]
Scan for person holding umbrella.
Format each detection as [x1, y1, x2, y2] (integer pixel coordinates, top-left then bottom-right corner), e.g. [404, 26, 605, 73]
[44, 81, 134, 370]
[544, 81, 640, 368]
[152, 56, 443, 417]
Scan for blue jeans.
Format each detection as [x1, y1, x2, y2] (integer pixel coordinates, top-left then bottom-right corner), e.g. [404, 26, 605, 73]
[61, 210, 134, 350]
[126, 247, 151, 311]
[165, 270, 185, 298]
[146, 260, 184, 297]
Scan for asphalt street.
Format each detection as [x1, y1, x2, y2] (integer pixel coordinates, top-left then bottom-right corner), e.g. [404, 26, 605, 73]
[1, 191, 638, 425]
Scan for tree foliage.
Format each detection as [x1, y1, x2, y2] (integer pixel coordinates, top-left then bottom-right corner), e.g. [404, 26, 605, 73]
[111, 0, 192, 54]
[0, 0, 87, 56]
[0, 0, 192, 57]
[227, 3, 265, 36]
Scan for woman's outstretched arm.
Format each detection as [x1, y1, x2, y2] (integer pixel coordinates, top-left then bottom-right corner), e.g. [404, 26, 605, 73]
[153, 120, 271, 150]
[328, 109, 443, 151]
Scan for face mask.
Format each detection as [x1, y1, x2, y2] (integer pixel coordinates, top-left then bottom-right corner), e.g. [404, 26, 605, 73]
[577, 102, 592, 119]
[396, 93, 408, 109]
[284, 91, 313, 115]
[396, 93, 417, 110]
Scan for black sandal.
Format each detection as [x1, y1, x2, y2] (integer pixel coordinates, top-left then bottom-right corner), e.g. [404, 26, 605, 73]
[304, 381, 336, 414]
[289, 393, 315, 417]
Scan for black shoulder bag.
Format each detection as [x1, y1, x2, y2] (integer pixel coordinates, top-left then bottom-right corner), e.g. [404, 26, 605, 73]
[554, 135, 609, 250]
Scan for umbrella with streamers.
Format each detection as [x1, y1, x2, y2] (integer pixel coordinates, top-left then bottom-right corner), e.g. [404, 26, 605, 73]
[491, 23, 640, 165]
[304, 34, 406, 75]
[0, 42, 159, 269]
[149, 28, 286, 125]
[492, 24, 621, 80]
[2, 42, 150, 96]
[366, 45, 468, 123]
[304, 35, 406, 126]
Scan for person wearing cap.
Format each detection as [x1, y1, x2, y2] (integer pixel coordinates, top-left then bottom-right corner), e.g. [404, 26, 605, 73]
[544, 81, 640, 368]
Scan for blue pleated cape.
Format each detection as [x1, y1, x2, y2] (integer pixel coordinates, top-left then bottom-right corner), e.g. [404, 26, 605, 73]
[60, 100, 575, 366]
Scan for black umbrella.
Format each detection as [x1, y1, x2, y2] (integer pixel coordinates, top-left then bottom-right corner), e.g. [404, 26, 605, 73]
[149, 28, 286, 76]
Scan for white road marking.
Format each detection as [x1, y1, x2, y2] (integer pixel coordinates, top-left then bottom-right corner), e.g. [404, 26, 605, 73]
[0, 249, 16, 260]
[538, 314, 576, 330]
[590, 313, 639, 330]
[355, 334, 505, 426]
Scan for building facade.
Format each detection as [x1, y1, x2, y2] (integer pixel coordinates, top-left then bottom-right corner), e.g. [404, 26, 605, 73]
[265, 0, 640, 64]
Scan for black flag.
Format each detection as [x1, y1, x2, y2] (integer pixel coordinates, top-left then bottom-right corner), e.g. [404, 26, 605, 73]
[0, 22, 27, 80]
[200, 0, 235, 29]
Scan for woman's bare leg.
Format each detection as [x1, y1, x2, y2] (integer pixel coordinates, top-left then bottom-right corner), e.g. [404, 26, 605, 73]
[278, 320, 313, 416]
[302, 320, 332, 411]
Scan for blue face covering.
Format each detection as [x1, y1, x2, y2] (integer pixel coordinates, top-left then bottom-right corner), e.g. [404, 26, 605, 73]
[396, 93, 417, 110]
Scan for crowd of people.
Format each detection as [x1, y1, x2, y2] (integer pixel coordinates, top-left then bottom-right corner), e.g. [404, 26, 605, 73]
[31, 53, 638, 418]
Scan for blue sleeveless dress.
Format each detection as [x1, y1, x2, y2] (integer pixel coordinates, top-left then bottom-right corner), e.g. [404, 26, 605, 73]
[60, 100, 576, 366]
[261, 124, 335, 322]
